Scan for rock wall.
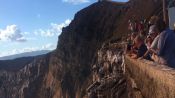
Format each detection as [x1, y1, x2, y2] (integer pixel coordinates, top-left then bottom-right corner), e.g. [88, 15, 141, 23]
[125, 56, 175, 98]
[85, 43, 145, 98]
[56, 1, 126, 98]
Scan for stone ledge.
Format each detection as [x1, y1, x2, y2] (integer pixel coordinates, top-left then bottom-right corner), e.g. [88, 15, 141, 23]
[125, 55, 175, 98]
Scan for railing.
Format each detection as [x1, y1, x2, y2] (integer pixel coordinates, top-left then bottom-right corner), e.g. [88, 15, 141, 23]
[125, 55, 175, 98]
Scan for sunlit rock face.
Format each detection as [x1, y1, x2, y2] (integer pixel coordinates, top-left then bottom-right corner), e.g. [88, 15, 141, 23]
[0, 0, 160, 98]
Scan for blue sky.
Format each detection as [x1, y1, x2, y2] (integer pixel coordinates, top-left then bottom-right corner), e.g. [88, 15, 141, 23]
[0, 0, 128, 57]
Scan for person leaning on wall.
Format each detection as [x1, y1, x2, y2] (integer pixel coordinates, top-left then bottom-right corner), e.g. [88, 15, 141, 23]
[155, 19, 175, 68]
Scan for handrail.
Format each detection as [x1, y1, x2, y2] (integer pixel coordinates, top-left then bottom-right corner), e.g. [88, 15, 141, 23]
[125, 55, 175, 98]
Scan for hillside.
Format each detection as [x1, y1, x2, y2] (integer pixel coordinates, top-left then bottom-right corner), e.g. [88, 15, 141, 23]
[0, 50, 51, 60]
[0, 57, 35, 71]
[0, 0, 162, 98]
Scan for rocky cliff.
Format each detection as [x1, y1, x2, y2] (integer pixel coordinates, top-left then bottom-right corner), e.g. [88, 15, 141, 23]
[0, 0, 162, 98]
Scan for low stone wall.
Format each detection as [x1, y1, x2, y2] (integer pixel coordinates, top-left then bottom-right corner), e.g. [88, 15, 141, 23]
[125, 55, 175, 98]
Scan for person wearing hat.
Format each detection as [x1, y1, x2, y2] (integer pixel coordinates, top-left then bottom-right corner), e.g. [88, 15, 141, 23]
[148, 16, 159, 28]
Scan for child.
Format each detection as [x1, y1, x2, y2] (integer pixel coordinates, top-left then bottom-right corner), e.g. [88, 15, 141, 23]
[129, 35, 148, 59]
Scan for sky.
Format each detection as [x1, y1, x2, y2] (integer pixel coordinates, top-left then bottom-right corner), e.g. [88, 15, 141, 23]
[0, 0, 128, 57]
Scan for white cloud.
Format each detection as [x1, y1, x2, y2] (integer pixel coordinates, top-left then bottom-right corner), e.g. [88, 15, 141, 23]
[62, 0, 90, 5]
[0, 25, 27, 42]
[41, 43, 56, 50]
[16, 36, 27, 42]
[34, 29, 55, 37]
[24, 32, 30, 35]
[51, 19, 71, 34]
[34, 19, 71, 37]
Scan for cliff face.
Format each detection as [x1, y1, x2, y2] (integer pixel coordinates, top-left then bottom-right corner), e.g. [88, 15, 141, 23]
[0, 55, 50, 98]
[56, 2, 125, 98]
[0, 0, 161, 98]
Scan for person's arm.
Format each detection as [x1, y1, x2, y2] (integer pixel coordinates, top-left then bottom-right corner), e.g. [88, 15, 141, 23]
[130, 47, 141, 59]
[150, 48, 159, 54]
[137, 44, 148, 58]
[131, 46, 138, 54]
[143, 49, 150, 58]
[130, 53, 138, 59]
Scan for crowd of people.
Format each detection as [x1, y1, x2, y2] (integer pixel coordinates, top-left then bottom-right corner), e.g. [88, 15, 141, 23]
[126, 16, 175, 68]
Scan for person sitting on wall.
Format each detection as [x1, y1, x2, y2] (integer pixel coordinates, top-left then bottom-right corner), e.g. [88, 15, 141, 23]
[129, 35, 148, 59]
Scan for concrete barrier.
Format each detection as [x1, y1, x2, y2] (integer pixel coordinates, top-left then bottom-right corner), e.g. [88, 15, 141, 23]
[125, 55, 175, 98]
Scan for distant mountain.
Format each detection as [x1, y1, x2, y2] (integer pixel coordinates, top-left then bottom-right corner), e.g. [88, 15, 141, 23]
[0, 56, 36, 71]
[0, 50, 51, 60]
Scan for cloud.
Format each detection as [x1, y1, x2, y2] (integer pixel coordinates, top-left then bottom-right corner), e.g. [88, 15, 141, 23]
[34, 19, 71, 37]
[62, 0, 90, 5]
[19, 44, 56, 52]
[0, 25, 27, 42]
[21, 43, 56, 52]
[34, 29, 55, 37]
[41, 43, 56, 50]
[50, 19, 71, 34]
[24, 32, 30, 35]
